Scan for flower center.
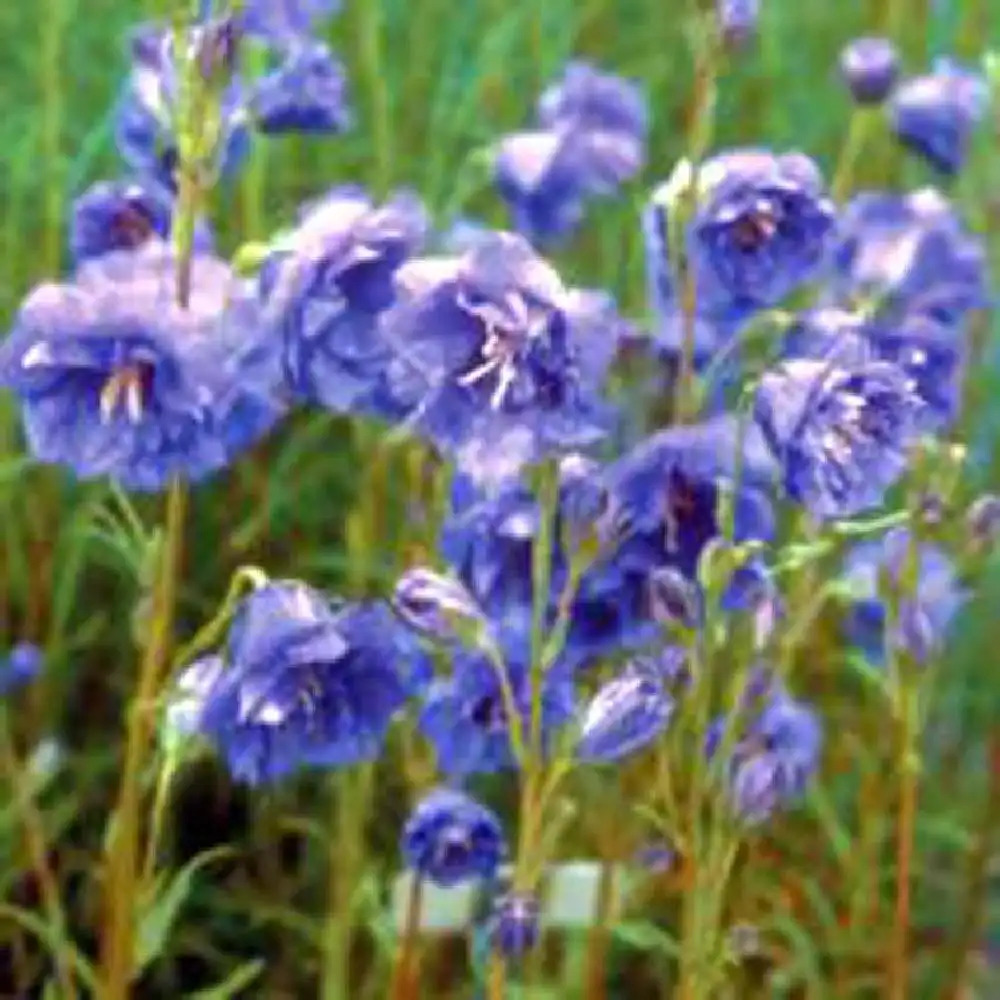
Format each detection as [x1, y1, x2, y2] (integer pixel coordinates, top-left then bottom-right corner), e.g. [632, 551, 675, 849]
[732, 209, 778, 251]
[469, 692, 508, 733]
[111, 203, 156, 248]
[99, 363, 155, 424]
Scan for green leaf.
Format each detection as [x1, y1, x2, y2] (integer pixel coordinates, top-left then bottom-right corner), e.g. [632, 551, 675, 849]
[0, 902, 99, 995]
[185, 959, 265, 1000]
[611, 920, 679, 958]
[136, 845, 235, 974]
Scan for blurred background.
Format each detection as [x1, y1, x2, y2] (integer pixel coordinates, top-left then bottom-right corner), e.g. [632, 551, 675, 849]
[0, 1, 998, 997]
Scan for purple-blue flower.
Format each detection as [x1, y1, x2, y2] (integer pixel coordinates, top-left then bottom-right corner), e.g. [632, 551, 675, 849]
[645, 150, 835, 331]
[69, 179, 213, 266]
[116, 22, 250, 192]
[717, 0, 760, 48]
[419, 646, 576, 776]
[251, 41, 351, 135]
[0, 244, 283, 491]
[384, 233, 620, 483]
[537, 61, 647, 137]
[713, 688, 822, 824]
[0, 643, 43, 697]
[392, 567, 485, 644]
[488, 891, 541, 957]
[260, 186, 427, 418]
[839, 37, 899, 105]
[843, 527, 966, 664]
[401, 787, 505, 887]
[577, 661, 675, 763]
[890, 61, 989, 175]
[240, 0, 340, 48]
[754, 358, 921, 519]
[196, 582, 430, 783]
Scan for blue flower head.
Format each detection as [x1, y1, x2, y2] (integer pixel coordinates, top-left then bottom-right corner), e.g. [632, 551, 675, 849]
[712, 687, 822, 824]
[418, 645, 576, 777]
[843, 527, 966, 664]
[754, 358, 921, 519]
[645, 150, 835, 328]
[577, 660, 675, 763]
[537, 60, 648, 137]
[489, 891, 541, 957]
[890, 61, 989, 175]
[401, 787, 506, 887]
[261, 186, 427, 418]
[392, 566, 486, 644]
[116, 22, 250, 192]
[717, 0, 760, 48]
[385, 233, 621, 483]
[196, 582, 430, 783]
[251, 41, 351, 135]
[839, 37, 899, 105]
[0, 643, 43, 697]
[0, 244, 283, 491]
[70, 179, 214, 267]
[239, 0, 340, 48]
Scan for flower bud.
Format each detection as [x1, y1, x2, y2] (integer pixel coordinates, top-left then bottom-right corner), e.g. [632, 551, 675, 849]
[839, 37, 899, 105]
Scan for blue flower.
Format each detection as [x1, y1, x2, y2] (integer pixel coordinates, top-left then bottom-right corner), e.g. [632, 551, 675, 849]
[645, 150, 835, 329]
[829, 189, 987, 326]
[251, 41, 351, 135]
[165, 655, 226, 738]
[261, 186, 427, 418]
[754, 358, 921, 519]
[577, 660, 675, 763]
[116, 22, 250, 192]
[401, 787, 506, 887]
[536, 60, 647, 138]
[69, 179, 214, 266]
[890, 61, 989, 175]
[384, 233, 620, 483]
[418, 645, 576, 777]
[713, 688, 822, 824]
[839, 37, 899, 105]
[0, 244, 283, 491]
[0, 643, 43, 697]
[196, 582, 429, 783]
[392, 567, 486, 644]
[495, 128, 643, 245]
[843, 527, 965, 664]
[488, 891, 541, 957]
[240, 0, 339, 48]
[717, 0, 760, 48]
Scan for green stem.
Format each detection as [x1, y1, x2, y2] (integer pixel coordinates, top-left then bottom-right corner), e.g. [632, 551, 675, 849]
[41, 0, 63, 276]
[359, 0, 392, 197]
[0, 713, 76, 1000]
[832, 107, 879, 202]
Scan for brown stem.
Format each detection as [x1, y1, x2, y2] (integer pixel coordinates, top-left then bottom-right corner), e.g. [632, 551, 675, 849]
[389, 876, 424, 1000]
[583, 862, 616, 1000]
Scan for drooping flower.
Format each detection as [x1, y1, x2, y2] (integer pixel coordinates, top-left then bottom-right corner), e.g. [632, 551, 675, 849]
[889, 61, 989, 175]
[251, 41, 351, 135]
[495, 61, 647, 244]
[384, 233, 621, 482]
[577, 660, 675, 763]
[401, 787, 506, 887]
[115, 21, 250, 192]
[488, 891, 541, 957]
[0, 243, 283, 491]
[418, 645, 576, 776]
[0, 643, 43, 698]
[754, 358, 921, 519]
[712, 687, 822, 824]
[260, 186, 427, 418]
[196, 582, 430, 783]
[644, 150, 835, 332]
[843, 527, 966, 664]
[392, 567, 485, 644]
[829, 188, 987, 326]
[839, 37, 899, 105]
[69, 178, 213, 266]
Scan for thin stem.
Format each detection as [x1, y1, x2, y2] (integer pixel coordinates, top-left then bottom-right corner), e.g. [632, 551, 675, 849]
[0, 715, 76, 1000]
[141, 754, 177, 885]
[389, 875, 424, 1000]
[487, 952, 507, 1000]
[583, 862, 616, 1000]
[832, 108, 878, 202]
[99, 479, 187, 1000]
[359, 0, 392, 197]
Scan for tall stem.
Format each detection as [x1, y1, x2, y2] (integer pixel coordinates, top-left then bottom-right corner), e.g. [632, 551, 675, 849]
[389, 875, 424, 1000]
[0, 714, 76, 999]
[359, 0, 392, 197]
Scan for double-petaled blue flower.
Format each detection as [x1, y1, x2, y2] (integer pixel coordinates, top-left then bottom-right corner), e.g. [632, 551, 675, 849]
[710, 685, 822, 824]
[251, 41, 351, 135]
[495, 61, 647, 244]
[889, 61, 989, 175]
[843, 527, 966, 664]
[69, 179, 214, 266]
[401, 788, 506, 887]
[754, 358, 921, 519]
[116, 21, 250, 192]
[260, 186, 427, 419]
[384, 233, 621, 484]
[194, 581, 430, 784]
[839, 37, 899, 105]
[0, 244, 282, 491]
